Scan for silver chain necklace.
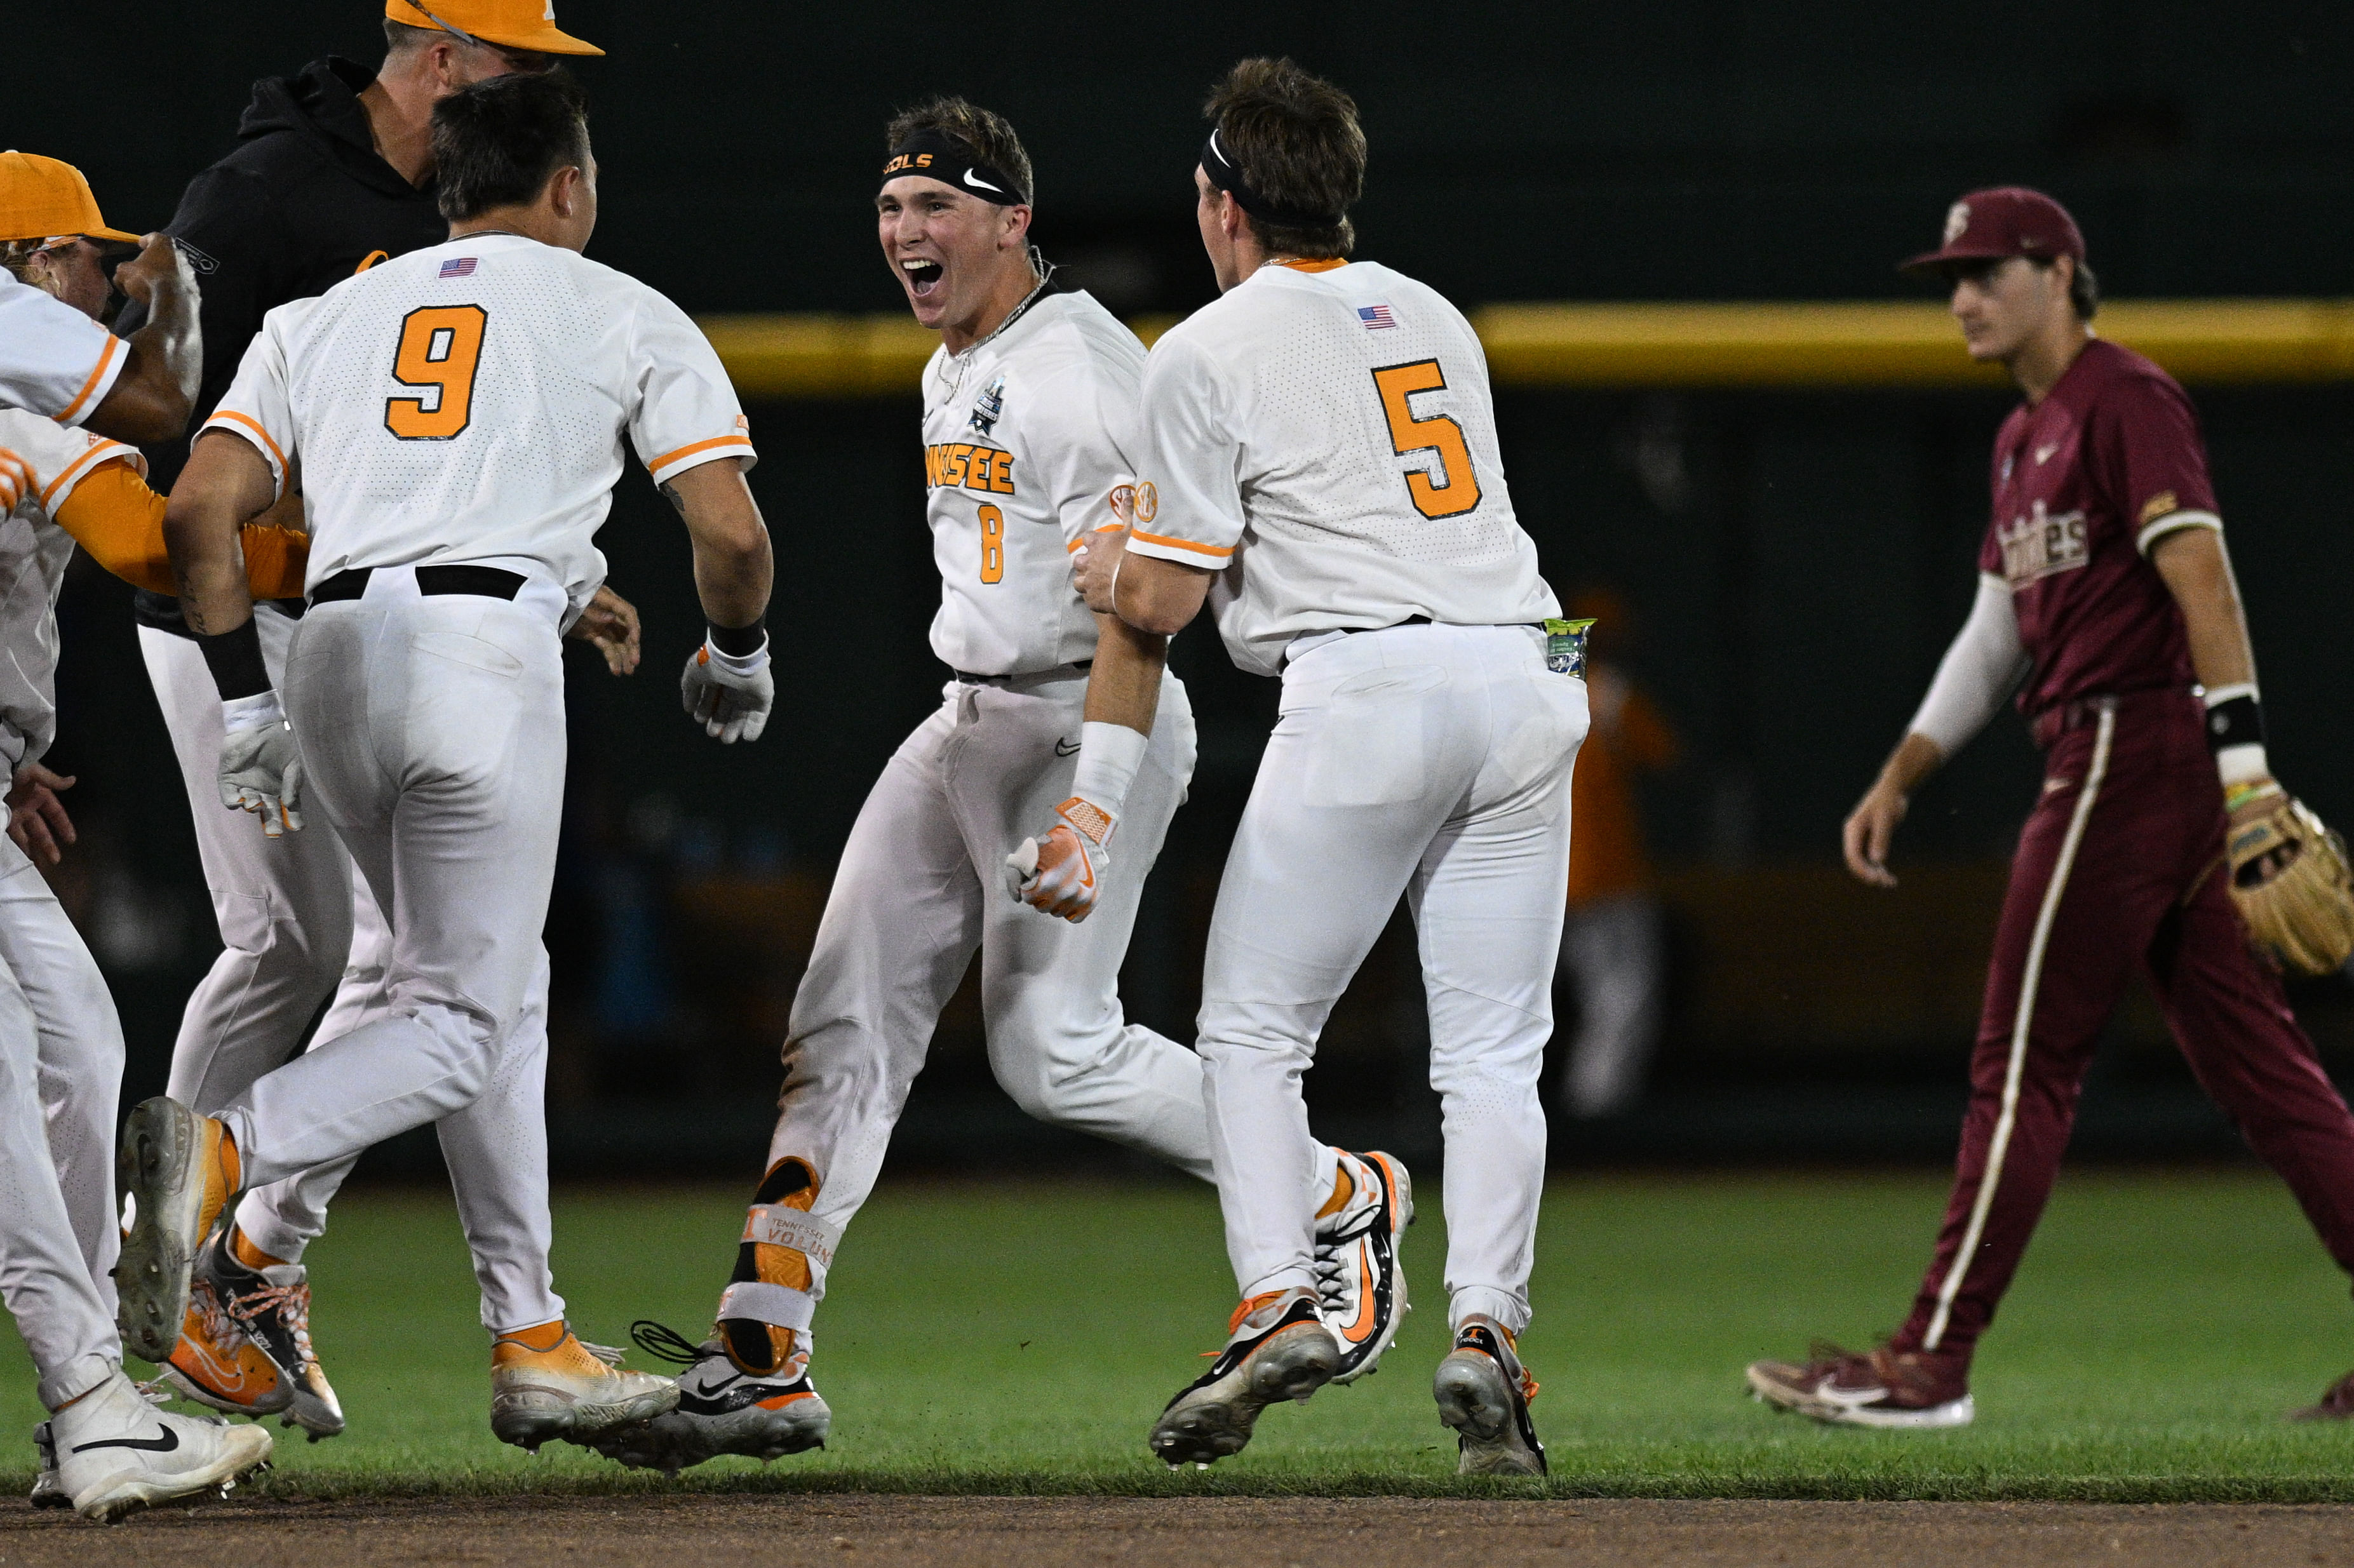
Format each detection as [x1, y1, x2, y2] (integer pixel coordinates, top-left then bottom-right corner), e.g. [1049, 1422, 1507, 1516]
[942, 250, 1056, 400]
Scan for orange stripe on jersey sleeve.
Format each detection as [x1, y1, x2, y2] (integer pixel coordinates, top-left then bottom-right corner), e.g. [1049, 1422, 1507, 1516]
[203, 411, 290, 478]
[37, 441, 133, 510]
[52, 335, 123, 426]
[1127, 525, 1235, 560]
[647, 433, 754, 473]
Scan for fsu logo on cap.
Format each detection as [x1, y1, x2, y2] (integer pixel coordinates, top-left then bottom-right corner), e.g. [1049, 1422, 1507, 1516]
[1943, 201, 1971, 245]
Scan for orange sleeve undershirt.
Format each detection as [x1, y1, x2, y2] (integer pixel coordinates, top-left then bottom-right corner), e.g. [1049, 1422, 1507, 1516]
[50, 458, 309, 600]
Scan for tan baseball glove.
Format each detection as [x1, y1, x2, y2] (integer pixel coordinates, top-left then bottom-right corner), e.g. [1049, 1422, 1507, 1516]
[2228, 794, 2354, 975]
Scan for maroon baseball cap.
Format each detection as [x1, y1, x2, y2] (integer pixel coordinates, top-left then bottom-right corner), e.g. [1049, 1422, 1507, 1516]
[1900, 187, 2085, 278]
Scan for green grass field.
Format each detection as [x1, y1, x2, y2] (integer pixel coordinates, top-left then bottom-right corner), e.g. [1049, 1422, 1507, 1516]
[6, 1170, 2353, 1502]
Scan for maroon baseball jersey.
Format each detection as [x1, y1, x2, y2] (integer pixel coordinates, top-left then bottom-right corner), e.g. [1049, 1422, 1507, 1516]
[1979, 338, 2219, 717]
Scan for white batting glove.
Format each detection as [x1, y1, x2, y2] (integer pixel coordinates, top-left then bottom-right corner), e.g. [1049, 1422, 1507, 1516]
[680, 634, 773, 744]
[0, 448, 29, 514]
[218, 691, 304, 838]
[1004, 796, 1117, 922]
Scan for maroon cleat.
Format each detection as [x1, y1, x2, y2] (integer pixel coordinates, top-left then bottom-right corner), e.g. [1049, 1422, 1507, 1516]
[1747, 1341, 1974, 1429]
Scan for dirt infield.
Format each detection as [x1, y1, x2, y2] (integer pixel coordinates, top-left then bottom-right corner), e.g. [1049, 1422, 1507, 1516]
[7, 1493, 2351, 1567]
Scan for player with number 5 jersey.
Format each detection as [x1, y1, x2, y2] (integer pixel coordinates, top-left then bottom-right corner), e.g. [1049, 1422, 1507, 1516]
[1079, 59, 1583, 1476]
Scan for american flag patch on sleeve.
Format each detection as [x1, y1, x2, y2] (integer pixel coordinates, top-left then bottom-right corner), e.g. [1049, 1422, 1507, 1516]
[439, 257, 478, 278]
[1357, 304, 1397, 330]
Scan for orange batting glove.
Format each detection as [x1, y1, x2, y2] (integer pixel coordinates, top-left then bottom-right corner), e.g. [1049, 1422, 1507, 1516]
[0, 448, 29, 514]
[1004, 795, 1117, 922]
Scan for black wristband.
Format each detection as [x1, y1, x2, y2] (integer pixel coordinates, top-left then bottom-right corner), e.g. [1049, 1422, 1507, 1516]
[196, 617, 272, 700]
[2204, 694, 2264, 753]
[710, 617, 767, 658]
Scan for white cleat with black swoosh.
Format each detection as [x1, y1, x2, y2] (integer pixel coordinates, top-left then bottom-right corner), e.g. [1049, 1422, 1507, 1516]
[50, 1370, 272, 1524]
[1314, 1150, 1412, 1384]
[585, 1322, 830, 1476]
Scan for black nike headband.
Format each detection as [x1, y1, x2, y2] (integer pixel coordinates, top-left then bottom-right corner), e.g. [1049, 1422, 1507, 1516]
[1198, 127, 1343, 229]
[880, 130, 1028, 206]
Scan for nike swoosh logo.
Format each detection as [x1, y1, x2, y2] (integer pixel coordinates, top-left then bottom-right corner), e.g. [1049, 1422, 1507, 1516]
[1054, 739, 1081, 756]
[1338, 1240, 1378, 1344]
[963, 169, 1005, 194]
[74, 1426, 180, 1454]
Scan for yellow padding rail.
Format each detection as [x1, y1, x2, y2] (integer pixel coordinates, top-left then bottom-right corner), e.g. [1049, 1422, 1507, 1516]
[700, 299, 2354, 398]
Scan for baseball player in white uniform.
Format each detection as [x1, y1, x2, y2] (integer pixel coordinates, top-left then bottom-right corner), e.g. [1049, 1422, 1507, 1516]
[143, 3, 638, 1444]
[1077, 62, 1585, 1477]
[120, 72, 770, 1457]
[0, 154, 274, 1525]
[593, 100, 1409, 1477]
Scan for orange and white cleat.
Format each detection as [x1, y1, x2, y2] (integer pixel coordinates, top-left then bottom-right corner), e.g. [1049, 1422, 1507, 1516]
[488, 1322, 676, 1454]
[164, 1229, 344, 1439]
[1313, 1150, 1413, 1384]
[585, 1320, 830, 1475]
[1435, 1315, 1547, 1475]
[1148, 1286, 1338, 1468]
[160, 1273, 292, 1423]
[115, 1098, 241, 1364]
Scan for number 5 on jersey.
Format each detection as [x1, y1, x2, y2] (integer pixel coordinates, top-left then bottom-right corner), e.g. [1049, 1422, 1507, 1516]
[1372, 359, 1482, 519]
[386, 305, 488, 440]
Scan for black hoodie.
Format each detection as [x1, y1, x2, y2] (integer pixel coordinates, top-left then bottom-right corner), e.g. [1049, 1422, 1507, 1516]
[136, 56, 447, 631]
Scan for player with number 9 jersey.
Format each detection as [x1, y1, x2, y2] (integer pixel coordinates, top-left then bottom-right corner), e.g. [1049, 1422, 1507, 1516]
[205, 232, 749, 617]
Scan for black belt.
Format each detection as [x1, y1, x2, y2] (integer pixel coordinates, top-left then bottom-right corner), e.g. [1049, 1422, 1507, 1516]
[311, 565, 527, 605]
[952, 659, 1092, 684]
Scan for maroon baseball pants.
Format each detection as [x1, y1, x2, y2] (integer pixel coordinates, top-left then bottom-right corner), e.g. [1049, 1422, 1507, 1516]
[1890, 689, 2354, 1362]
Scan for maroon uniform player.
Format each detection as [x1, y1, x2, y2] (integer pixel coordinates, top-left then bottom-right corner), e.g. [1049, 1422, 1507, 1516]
[1748, 188, 2354, 1428]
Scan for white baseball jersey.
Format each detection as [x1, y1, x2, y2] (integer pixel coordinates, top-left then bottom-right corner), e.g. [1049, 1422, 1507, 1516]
[206, 233, 753, 617]
[1124, 260, 1557, 676]
[0, 409, 142, 765]
[0, 271, 127, 427]
[920, 289, 1141, 675]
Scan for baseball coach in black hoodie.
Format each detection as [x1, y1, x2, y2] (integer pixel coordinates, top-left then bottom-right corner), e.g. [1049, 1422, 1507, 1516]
[132, 0, 643, 1445]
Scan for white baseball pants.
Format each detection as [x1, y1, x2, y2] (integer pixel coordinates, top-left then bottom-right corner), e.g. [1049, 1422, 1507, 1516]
[212, 573, 565, 1332]
[1199, 623, 1585, 1336]
[0, 834, 127, 1409]
[148, 610, 549, 1290]
[149, 606, 366, 1264]
[773, 668, 1322, 1295]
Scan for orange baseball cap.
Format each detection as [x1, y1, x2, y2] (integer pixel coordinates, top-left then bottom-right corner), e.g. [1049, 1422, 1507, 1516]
[0, 152, 142, 245]
[385, 0, 604, 56]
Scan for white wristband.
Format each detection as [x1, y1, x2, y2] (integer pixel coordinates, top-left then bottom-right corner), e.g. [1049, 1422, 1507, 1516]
[703, 634, 769, 677]
[2217, 742, 2270, 786]
[221, 690, 286, 734]
[1070, 720, 1147, 817]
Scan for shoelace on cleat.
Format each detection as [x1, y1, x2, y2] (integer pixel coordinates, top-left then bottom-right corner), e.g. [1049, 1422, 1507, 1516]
[631, 1318, 811, 1384]
[1226, 1290, 1287, 1336]
[629, 1320, 710, 1368]
[191, 1280, 257, 1358]
[230, 1281, 318, 1371]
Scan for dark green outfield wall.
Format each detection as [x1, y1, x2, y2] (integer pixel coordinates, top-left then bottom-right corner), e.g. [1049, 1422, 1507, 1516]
[22, 1, 2354, 314]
